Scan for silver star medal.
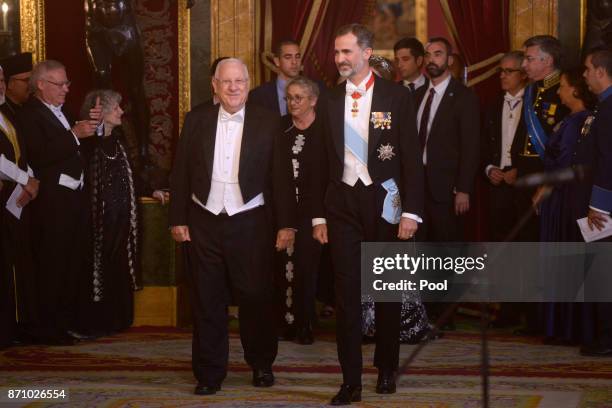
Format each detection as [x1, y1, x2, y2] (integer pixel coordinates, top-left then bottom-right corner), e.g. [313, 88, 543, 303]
[377, 143, 395, 161]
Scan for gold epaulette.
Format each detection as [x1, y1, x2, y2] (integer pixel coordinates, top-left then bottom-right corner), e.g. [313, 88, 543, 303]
[542, 70, 561, 90]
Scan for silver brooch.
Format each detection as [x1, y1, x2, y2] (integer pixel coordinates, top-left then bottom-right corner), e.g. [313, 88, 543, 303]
[377, 143, 395, 161]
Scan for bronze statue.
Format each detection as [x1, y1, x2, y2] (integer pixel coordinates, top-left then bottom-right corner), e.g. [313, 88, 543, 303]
[84, 0, 151, 176]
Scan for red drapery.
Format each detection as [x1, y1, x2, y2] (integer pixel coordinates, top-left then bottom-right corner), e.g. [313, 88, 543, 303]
[440, 0, 511, 241]
[443, 0, 510, 105]
[260, 0, 373, 87]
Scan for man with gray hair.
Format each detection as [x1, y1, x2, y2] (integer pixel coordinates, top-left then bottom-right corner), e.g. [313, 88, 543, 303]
[521, 35, 569, 160]
[483, 50, 539, 242]
[18, 59, 100, 345]
[170, 58, 296, 395]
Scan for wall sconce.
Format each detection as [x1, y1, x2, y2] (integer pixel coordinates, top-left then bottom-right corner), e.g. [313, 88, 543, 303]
[1, 2, 8, 33]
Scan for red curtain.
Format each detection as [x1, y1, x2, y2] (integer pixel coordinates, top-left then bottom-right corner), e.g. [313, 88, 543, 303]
[443, 0, 511, 241]
[444, 0, 510, 105]
[261, 0, 372, 87]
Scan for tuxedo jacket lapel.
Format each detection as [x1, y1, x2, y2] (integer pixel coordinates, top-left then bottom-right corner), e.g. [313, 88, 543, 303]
[429, 78, 457, 141]
[368, 76, 391, 158]
[201, 105, 219, 178]
[330, 85, 345, 161]
[239, 105, 259, 180]
[32, 98, 73, 132]
[494, 97, 504, 158]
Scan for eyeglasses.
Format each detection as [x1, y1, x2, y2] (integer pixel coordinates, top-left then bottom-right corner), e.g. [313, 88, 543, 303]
[44, 79, 71, 88]
[500, 68, 522, 75]
[215, 78, 248, 88]
[285, 95, 307, 104]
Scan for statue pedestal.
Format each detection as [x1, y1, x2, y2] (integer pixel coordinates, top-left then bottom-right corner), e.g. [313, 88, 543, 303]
[133, 198, 192, 327]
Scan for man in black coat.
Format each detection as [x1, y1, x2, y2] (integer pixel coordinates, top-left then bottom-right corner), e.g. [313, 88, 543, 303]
[0, 66, 39, 348]
[482, 50, 538, 241]
[394, 37, 429, 94]
[311, 24, 423, 405]
[19, 60, 99, 345]
[582, 46, 612, 357]
[414, 38, 480, 242]
[169, 58, 297, 395]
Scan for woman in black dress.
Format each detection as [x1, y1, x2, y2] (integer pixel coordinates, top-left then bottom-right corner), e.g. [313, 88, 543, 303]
[276, 77, 324, 344]
[78, 89, 139, 336]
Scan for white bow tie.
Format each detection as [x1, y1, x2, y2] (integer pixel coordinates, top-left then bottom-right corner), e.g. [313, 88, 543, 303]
[346, 83, 366, 97]
[220, 111, 242, 123]
[504, 93, 522, 103]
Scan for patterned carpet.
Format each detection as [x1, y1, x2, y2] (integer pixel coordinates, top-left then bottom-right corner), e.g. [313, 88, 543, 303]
[1, 327, 612, 407]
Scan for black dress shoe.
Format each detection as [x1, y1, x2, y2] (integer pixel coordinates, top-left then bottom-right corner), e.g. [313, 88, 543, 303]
[330, 384, 362, 405]
[252, 368, 275, 387]
[295, 326, 314, 345]
[376, 370, 397, 394]
[581, 343, 612, 357]
[194, 383, 221, 395]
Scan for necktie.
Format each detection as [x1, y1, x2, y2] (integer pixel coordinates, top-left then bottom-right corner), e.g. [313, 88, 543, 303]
[408, 82, 416, 93]
[418, 88, 435, 152]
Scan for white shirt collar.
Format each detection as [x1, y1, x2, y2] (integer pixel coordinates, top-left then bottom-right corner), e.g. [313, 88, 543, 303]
[39, 98, 64, 114]
[427, 74, 451, 96]
[347, 70, 373, 91]
[504, 87, 525, 102]
[219, 105, 245, 122]
[403, 74, 426, 89]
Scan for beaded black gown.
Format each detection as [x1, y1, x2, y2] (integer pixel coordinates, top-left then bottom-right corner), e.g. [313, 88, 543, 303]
[78, 128, 139, 335]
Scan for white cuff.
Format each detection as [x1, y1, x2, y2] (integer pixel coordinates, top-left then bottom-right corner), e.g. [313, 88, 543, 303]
[401, 212, 423, 223]
[16, 169, 29, 186]
[485, 165, 496, 177]
[589, 205, 611, 215]
[70, 130, 81, 145]
[312, 218, 327, 226]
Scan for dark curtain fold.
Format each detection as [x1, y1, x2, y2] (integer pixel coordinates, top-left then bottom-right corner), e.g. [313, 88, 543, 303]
[443, 0, 511, 241]
[263, 0, 372, 87]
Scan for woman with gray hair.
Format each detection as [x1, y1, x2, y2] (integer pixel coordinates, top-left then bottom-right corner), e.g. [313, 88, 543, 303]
[276, 76, 325, 345]
[77, 89, 139, 336]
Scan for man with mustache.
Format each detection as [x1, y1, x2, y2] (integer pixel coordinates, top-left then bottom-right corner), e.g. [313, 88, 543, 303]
[414, 38, 480, 326]
[311, 23, 423, 405]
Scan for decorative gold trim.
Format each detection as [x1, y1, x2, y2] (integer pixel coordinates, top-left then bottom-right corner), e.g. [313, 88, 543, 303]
[263, 0, 273, 82]
[415, 0, 427, 44]
[134, 286, 178, 327]
[254, 0, 262, 86]
[580, 0, 586, 48]
[300, 0, 323, 55]
[178, 0, 191, 129]
[20, 0, 46, 62]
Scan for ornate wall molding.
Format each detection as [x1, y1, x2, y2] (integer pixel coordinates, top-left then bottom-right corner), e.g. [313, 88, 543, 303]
[510, 0, 558, 50]
[210, 0, 257, 87]
[20, 0, 46, 62]
[178, 0, 191, 129]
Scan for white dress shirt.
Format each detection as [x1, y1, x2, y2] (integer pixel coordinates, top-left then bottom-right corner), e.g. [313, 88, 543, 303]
[194, 106, 264, 216]
[312, 71, 422, 226]
[403, 74, 426, 91]
[417, 74, 451, 165]
[0, 154, 32, 185]
[40, 99, 80, 146]
[343, 71, 375, 187]
[485, 88, 524, 176]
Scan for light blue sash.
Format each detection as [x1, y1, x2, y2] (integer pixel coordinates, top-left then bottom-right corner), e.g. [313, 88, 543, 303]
[523, 83, 548, 159]
[344, 122, 368, 165]
[381, 178, 401, 224]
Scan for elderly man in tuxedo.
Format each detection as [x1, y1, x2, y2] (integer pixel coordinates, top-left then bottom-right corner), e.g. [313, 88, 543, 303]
[169, 58, 296, 395]
[19, 60, 99, 345]
[312, 24, 423, 405]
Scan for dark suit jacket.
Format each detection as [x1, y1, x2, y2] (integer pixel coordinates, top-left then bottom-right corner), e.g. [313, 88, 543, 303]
[18, 97, 84, 186]
[312, 74, 424, 218]
[482, 94, 528, 173]
[590, 92, 612, 211]
[169, 102, 297, 230]
[415, 77, 480, 202]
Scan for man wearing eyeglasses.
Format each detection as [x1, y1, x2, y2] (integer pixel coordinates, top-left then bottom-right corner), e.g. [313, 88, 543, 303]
[170, 58, 296, 396]
[0, 52, 33, 115]
[17, 60, 100, 345]
[482, 51, 540, 243]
